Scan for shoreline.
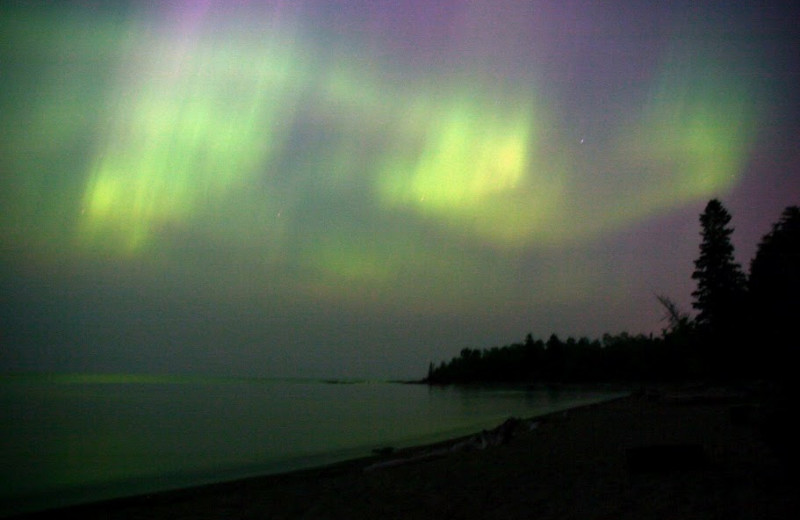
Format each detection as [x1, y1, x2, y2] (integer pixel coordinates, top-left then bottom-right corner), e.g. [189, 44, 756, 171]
[2, 385, 625, 517]
[10, 385, 796, 519]
[5, 393, 625, 518]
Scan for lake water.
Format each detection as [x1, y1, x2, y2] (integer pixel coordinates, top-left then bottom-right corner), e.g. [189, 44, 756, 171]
[0, 374, 626, 516]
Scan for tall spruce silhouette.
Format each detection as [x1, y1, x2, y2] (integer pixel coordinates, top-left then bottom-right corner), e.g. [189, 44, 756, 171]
[691, 200, 747, 377]
[749, 206, 800, 465]
[749, 206, 800, 379]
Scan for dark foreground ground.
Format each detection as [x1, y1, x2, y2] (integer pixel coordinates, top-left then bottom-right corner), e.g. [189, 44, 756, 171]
[12, 385, 797, 519]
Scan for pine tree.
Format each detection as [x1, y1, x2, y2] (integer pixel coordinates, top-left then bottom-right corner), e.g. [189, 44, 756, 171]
[691, 199, 747, 335]
[749, 206, 800, 379]
[749, 206, 800, 312]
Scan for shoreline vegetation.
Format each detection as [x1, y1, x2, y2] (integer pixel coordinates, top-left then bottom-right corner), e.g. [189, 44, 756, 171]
[11, 384, 796, 519]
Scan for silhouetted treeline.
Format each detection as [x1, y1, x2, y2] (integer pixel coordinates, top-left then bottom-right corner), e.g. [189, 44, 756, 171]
[425, 201, 799, 385]
[425, 331, 702, 384]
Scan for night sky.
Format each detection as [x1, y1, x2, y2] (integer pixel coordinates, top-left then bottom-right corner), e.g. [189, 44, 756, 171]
[2, 1, 799, 379]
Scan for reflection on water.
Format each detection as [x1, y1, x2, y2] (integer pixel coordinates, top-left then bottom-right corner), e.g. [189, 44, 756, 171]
[0, 374, 625, 516]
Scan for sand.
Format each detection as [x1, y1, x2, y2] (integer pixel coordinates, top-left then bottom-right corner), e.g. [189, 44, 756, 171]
[12, 385, 797, 519]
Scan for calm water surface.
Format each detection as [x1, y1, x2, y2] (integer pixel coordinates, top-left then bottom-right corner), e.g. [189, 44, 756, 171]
[0, 374, 626, 516]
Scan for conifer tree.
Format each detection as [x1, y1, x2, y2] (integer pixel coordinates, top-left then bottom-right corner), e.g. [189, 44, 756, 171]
[749, 206, 800, 378]
[691, 199, 746, 335]
[749, 206, 800, 312]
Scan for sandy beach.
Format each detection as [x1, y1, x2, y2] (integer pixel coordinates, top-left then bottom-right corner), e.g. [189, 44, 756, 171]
[12, 386, 796, 519]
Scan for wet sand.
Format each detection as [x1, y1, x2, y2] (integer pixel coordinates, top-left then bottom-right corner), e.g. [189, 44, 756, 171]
[13, 386, 796, 519]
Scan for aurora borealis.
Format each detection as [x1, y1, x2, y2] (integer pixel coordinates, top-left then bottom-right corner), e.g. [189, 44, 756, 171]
[2, 1, 799, 378]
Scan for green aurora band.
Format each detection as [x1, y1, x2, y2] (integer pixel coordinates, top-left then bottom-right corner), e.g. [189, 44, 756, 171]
[0, 5, 766, 310]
